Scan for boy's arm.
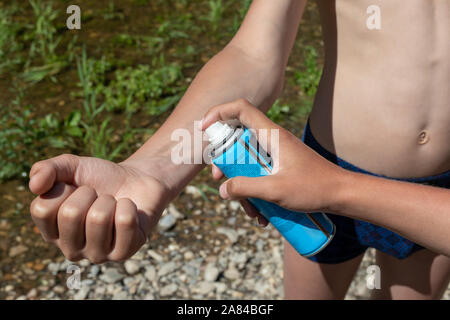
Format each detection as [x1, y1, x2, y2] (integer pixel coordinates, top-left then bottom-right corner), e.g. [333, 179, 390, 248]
[124, 0, 307, 197]
[200, 101, 450, 257]
[29, 1, 307, 263]
[334, 172, 450, 256]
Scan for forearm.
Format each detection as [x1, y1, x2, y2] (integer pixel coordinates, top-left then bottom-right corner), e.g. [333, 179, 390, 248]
[334, 170, 450, 256]
[124, 44, 284, 195]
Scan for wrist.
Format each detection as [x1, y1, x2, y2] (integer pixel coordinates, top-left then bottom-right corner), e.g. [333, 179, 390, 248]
[120, 150, 204, 199]
[327, 168, 358, 215]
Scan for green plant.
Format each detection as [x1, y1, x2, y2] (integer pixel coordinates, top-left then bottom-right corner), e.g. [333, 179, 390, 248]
[0, 3, 23, 72]
[267, 100, 291, 123]
[0, 104, 71, 181]
[206, 0, 226, 32]
[22, 0, 77, 83]
[99, 60, 185, 115]
[294, 46, 322, 97]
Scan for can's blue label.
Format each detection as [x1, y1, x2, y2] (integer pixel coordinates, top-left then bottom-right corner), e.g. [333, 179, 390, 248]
[211, 128, 335, 257]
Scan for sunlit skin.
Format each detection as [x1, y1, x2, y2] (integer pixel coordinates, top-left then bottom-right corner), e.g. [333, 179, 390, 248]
[30, 0, 449, 299]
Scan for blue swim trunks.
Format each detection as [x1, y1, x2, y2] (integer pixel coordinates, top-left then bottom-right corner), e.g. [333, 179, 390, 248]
[302, 121, 450, 264]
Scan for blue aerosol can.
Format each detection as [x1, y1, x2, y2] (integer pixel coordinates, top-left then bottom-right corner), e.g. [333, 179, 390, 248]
[205, 122, 335, 257]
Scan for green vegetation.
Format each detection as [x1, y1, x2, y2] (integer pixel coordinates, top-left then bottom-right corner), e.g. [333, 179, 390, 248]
[0, 0, 323, 183]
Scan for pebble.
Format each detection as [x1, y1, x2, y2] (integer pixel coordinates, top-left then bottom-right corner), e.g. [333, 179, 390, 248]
[158, 213, 177, 232]
[144, 266, 157, 282]
[204, 263, 220, 282]
[157, 262, 178, 277]
[73, 286, 90, 300]
[9, 245, 28, 257]
[26, 288, 38, 299]
[147, 250, 164, 262]
[89, 265, 100, 277]
[229, 201, 241, 211]
[124, 260, 141, 275]
[99, 269, 125, 284]
[160, 283, 178, 297]
[216, 227, 238, 244]
[168, 204, 184, 219]
[185, 185, 201, 199]
[224, 267, 240, 280]
[112, 291, 129, 300]
[194, 281, 215, 295]
[184, 251, 194, 260]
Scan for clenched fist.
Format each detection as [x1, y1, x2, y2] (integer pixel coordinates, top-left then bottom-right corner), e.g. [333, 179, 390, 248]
[29, 155, 172, 264]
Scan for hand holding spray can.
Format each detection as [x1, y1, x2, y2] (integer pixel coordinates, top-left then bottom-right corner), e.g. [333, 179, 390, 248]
[205, 121, 335, 257]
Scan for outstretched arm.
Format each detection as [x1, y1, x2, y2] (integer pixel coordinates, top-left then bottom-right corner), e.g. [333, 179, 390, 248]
[29, 1, 307, 263]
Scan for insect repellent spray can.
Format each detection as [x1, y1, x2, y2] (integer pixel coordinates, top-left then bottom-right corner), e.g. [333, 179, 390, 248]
[205, 121, 335, 257]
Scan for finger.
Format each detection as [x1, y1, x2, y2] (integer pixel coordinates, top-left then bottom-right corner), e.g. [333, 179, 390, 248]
[84, 195, 116, 263]
[240, 199, 258, 218]
[29, 154, 80, 195]
[201, 99, 279, 132]
[240, 200, 269, 227]
[212, 164, 224, 180]
[108, 198, 145, 261]
[57, 186, 97, 257]
[30, 182, 75, 242]
[257, 215, 269, 227]
[219, 176, 281, 202]
[201, 99, 282, 157]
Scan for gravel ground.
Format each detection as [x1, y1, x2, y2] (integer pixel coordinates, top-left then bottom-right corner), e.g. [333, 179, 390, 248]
[3, 184, 450, 300]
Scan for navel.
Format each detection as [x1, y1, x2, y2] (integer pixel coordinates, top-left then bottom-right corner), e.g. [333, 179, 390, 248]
[418, 130, 430, 145]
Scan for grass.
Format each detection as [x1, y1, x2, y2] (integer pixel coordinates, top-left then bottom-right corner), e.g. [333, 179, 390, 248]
[0, 0, 323, 183]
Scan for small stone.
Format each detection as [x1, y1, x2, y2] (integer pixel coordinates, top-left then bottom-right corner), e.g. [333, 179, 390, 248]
[144, 292, 155, 300]
[215, 282, 227, 294]
[53, 285, 65, 294]
[224, 267, 240, 280]
[158, 213, 177, 232]
[157, 262, 178, 277]
[47, 262, 60, 275]
[100, 268, 125, 284]
[73, 286, 90, 300]
[112, 291, 129, 300]
[9, 245, 28, 257]
[229, 201, 241, 211]
[185, 185, 201, 199]
[89, 265, 100, 277]
[168, 204, 184, 219]
[231, 252, 248, 265]
[124, 260, 140, 275]
[144, 266, 157, 282]
[194, 281, 215, 295]
[217, 227, 238, 244]
[227, 217, 236, 226]
[204, 263, 220, 282]
[160, 283, 178, 297]
[26, 288, 38, 299]
[147, 250, 164, 262]
[184, 251, 194, 260]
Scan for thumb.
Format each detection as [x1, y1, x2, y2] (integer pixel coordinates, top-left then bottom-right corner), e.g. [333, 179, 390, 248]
[219, 176, 279, 202]
[29, 154, 80, 195]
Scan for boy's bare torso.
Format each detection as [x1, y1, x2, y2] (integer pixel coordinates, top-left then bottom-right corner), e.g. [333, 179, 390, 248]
[309, 0, 450, 178]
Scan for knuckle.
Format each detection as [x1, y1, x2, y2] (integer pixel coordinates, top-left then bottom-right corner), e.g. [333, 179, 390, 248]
[237, 98, 250, 107]
[30, 199, 52, 220]
[59, 203, 82, 221]
[115, 212, 137, 229]
[88, 209, 111, 226]
[57, 153, 76, 163]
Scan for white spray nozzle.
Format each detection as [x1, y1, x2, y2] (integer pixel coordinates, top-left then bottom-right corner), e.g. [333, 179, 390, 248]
[205, 121, 234, 146]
